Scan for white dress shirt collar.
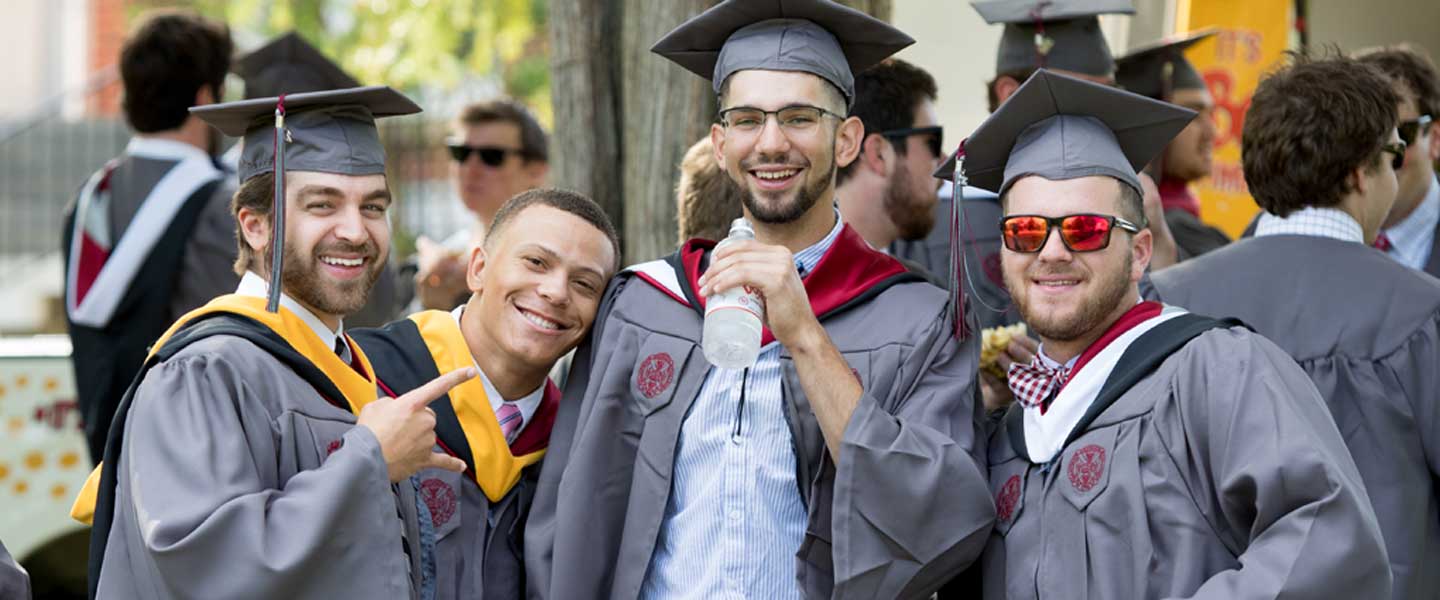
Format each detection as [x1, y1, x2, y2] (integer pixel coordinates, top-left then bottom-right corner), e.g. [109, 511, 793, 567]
[236, 271, 348, 361]
[1253, 206, 1365, 244]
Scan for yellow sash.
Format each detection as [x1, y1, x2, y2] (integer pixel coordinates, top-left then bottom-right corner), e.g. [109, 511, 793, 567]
[408, 310, 546, 502]
[71, 294, 380, 524]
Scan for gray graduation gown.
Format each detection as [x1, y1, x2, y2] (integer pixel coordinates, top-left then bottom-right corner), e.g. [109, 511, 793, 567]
[95, 334, 426, 599]
[1150, 235, 1440, 600]
[527, 232, 995, 599]
[0, 540, 30, 600]
[982, 325, 1391, 599]
[890, 190, 1023, 330]
[1164, 208, 1231, 260]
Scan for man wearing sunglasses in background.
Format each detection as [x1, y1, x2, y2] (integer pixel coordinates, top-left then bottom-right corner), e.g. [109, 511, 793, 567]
[1150, 52, 1440, 600]
[966, 69, 1389, 598]
[413, 100, 550, 311]
[1358, 45, 1440, 279]
[834, 58, 945, 282]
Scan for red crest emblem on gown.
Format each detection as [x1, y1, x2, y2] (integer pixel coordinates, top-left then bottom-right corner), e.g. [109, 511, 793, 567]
[1067, 444, 1106, 492]
[419, 478, 457, 528]
[326, 439, 343, 456]
[637, 353, 676, 399]
[996, 475, 1021, 522]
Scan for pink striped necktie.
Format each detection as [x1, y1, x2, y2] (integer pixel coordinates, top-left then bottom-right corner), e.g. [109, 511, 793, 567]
[496, 402, 523, 445]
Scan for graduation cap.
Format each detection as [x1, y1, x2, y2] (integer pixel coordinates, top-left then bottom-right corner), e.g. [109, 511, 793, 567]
[651, 0, 914, 106]
[190, 86, 421, 312]
[1115, 28, 1218, 100]
[235, 31, 361, 99]
[972, 0, 1134, 78]
[937, 69, 1195, 196]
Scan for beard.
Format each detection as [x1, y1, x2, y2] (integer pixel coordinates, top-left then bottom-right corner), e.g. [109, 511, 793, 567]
[1008, 251, 1133, 343]
[739, 151, 835, 225]
[885, 161, 938, 241]
[271, 238, 385, 317]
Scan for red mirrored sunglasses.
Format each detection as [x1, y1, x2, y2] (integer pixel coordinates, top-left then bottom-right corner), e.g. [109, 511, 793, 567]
[999, 213, 1142, 253]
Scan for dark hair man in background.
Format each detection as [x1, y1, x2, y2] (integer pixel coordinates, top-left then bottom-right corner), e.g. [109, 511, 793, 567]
[61, 10, 237, 462]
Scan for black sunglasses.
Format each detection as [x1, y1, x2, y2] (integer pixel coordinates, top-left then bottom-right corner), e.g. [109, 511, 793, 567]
[1382, 140, 1408, 171]
[447, 144, 525, 167]
[879, 126, 944, 159]
[1400, 115, 1433, 146]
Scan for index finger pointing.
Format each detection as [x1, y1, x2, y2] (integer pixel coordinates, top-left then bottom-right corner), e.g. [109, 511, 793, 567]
[402, 367, 477, 411]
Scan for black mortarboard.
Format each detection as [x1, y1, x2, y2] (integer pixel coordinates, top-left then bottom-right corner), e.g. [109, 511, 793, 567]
[190, 86, 420, 312]
[972, 0, 1134, 77]
[651, 0, 914, 106]
[235, 31, 361, 100]
[1115, 28, 1218, 100]
[934, 70, 1194, 196]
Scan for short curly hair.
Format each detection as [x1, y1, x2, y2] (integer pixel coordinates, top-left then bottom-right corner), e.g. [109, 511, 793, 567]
[1354, 44, 1440, 122]
[120, 10, 231, 133]
[1241, 51, 1399, 217]
[675, 137, 743, 244]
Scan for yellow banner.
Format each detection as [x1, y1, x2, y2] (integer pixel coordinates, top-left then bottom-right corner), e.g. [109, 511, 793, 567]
[1177, 0, 1294, 238]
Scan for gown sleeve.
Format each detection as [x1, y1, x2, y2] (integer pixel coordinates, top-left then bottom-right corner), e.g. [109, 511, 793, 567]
[830, 308, 996, 599]
[110, 351, 411, 599]
[1162, 328, 1391, 599]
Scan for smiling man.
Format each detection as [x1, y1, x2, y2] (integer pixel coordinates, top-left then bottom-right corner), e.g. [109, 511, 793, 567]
[525, 2, 993, 599]
[81, 87, 476, 600]
[969, 70, 1389, 599]
[351, 189, 619, 600]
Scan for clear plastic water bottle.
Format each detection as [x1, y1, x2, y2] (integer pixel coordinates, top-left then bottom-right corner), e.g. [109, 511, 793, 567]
[703, 218, 764, 369]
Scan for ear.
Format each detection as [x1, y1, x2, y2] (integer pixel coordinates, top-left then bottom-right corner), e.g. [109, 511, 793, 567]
[524, 160, 550, 188]
[710, 123, 727, 166]
[833, 115, 865, 169]
[1427, 121, 1440, 164]
[1130, 227, 1153, 282]
[1348, 163, 1370, 197]
[859, 133, 891, 176]
[993, 76, 1022, 106]
[465, 243, 489, 293]
[194, 85, 216, 107]
[236, 206, 271, 270]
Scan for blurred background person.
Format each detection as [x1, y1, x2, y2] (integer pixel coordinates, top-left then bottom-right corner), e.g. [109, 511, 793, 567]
[1357, 44, 1440, 278]
[413, 100, 550, 311]
[61, 9, 234, 462]
[675, 136, 743, 244]
[1117, 30, 1232, 259]
[834, 59, 944, 267]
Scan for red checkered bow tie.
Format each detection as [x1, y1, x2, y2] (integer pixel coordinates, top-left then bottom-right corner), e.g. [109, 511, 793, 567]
[1373, 232, 1393, 252]
[1007, 356, 1070, 411]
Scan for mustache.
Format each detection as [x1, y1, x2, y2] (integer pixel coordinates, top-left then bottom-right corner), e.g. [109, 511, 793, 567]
[314, 240, 380, 260]
[741, 153, 810, 170]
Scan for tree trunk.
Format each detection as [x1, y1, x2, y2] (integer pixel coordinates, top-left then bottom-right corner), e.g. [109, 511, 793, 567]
[549, 0, 892, 264]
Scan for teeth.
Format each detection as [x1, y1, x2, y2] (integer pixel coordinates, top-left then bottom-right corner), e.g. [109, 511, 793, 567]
[1038, 280, 1079, 286]
[321, 256, 363, 267]
[520, 309, 561, 330]
[755, 169, 798, 180]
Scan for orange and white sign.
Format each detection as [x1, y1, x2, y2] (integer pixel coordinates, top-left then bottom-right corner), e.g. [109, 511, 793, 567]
[1177, 0, 1295, 238]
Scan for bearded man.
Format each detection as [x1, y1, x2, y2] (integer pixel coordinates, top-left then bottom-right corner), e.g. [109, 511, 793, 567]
[524, 1, 993, 598]
[966, 69, 1390, 599]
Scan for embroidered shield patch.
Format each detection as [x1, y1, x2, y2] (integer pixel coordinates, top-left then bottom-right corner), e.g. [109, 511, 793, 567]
[325, 439, 343, 456]
[1067, 444, 1106, 492]
[637, 353, 676, 399]
[419, 477, 457, 528]
[996, 475, 1022, 522]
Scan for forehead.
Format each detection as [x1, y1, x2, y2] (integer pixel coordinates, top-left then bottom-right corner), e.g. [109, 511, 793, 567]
[456, 120, 522, 145]
[723, 69, 840, 110]
[286, 170, 388, 194]
[911, 98, 938, 128]
[495, 204, 614, 261]
[1004, 175, 1123, 215]
[1170, 87, 1213, 109]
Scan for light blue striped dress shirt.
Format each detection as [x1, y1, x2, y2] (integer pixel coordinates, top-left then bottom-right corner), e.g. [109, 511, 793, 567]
[639, 213, 844, 600]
